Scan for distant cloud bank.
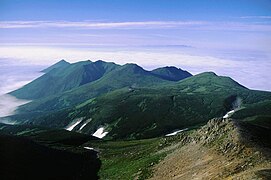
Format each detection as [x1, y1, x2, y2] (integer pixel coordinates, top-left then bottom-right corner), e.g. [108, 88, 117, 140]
[0, 46, 270, 91]
[0, 20, 270, 32]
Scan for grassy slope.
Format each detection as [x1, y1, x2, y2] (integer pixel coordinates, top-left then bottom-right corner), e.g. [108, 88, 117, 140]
[232, 100, 271, 129]
[84, 137, 181, 180]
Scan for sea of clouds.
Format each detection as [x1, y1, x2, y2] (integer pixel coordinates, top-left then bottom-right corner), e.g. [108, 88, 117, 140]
[0, 59, 44, 119]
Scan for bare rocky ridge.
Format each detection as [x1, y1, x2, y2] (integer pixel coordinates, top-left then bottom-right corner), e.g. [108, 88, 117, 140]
[149, 118, 271, 179]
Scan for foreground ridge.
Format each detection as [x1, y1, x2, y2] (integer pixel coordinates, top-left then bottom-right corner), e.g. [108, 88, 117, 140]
[150, 118, 271, 179]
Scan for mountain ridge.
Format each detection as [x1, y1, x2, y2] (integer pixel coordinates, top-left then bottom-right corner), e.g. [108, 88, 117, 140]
[9, 60, 191, 100]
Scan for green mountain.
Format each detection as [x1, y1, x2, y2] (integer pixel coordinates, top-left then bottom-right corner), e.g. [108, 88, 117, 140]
[12, 62, 183, 113]
[151, 66, 192, 81]
[9, 71, 271, 139]
[10, 60, 119, 99]
[3, 60, 271, 179]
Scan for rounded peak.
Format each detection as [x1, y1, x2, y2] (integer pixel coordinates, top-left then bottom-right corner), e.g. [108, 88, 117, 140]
[197, 72, 217, 76]
[94, 60, 106, 64]
[124, 63, 139, 66]
[121, 63, 147, 74]
[123, 63, 143, 69]
[164, 66, 178, 69]
[59, 59, 68, 63]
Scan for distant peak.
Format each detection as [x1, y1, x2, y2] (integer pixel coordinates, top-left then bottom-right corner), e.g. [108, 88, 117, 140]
[59, 59, 68, 63]
[41, 59, 70, 73]
[54, 59, 70, 65]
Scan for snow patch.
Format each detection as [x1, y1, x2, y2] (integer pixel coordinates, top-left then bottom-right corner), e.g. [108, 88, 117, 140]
[79, 118, 92, 131]
[92, 127, 108, 139]
[66, 118, 83, 131]
[165, 128, 189, 136]
[223, 110, 235, 119]
[84, 147, 94, 150]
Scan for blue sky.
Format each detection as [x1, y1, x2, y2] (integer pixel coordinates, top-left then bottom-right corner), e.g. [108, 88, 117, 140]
[1, 0, 271, 47]
[0, 0, 271, 91]
[1, 0, 271, 21]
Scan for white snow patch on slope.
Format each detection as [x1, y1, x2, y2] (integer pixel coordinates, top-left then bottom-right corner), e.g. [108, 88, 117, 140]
[92, 127, 108, 139]
[66, 118, 83, 131]
[79, 118, 92, 131]
[84, 147, 94, 150]
[165, 128, 189, 137]
[223, 110, 235, 119]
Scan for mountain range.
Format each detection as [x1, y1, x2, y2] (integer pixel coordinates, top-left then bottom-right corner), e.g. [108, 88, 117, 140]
[1, 59, 271, 179]
[7, 60, 271, 139]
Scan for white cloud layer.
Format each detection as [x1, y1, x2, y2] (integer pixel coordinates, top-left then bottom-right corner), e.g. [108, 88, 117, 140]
[0, 20, 271, 31]
[0, 46, 270, 91]
[240, 16, 271, 19]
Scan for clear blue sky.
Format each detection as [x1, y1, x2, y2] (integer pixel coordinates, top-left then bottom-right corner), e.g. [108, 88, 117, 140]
[0, 0, 271, 91]
[1, 0, 271, 21]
